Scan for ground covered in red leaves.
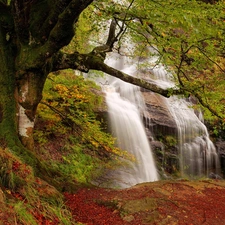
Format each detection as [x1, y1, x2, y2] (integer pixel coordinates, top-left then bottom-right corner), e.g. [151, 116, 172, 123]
[64, 180, 225, 225]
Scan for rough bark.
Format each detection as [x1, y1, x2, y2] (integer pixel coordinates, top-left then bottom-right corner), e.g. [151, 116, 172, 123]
[1, 0, 177, 152]
[0, 3, 18, 148]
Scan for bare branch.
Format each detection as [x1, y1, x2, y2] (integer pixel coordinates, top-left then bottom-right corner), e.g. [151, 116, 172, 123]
[92, 19, 118, 56]
[92, 0, 136, 56]
[106, 19, 117, 47]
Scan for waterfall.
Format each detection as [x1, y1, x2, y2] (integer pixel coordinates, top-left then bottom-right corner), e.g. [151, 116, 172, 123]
[148, 56, 220, 178]
[101, 53, 159, 188]
[93, 36, 220, 186]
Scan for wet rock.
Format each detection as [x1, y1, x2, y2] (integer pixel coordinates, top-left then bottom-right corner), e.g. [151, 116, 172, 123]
[209, 172, 223, 180]
[216, 141, 225, 175]
[150, 141, 164, 152]
[216, 141, 225, 157]
[141, 91, 177, 137]
[141, 91, 180, 175]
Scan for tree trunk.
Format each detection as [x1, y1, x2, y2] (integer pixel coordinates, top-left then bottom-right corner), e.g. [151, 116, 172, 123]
[15, 71, 47, 150]
[0, 24, 18, 149]
[0, 21, 47, 151]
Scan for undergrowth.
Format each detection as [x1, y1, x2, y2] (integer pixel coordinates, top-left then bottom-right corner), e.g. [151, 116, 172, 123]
[0, 146, 75, 224]
[0, 69, 132, 224]
[34, 70, 132, 185]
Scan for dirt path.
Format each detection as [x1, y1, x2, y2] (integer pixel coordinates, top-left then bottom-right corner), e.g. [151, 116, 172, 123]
[64, 180, 225, 225]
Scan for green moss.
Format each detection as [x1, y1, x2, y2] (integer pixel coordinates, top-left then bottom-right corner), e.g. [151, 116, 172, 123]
[165, 135, 177, 147]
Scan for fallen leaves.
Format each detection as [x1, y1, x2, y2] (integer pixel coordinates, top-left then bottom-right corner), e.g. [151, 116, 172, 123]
[64, 180, 225, 225]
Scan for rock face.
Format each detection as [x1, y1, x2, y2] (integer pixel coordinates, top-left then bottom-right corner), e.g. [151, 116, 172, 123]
[140, 89, 223, 178]
[216, 141, 225, 174]
[98, 85, 223, 178]
[141, 90, 179, 176]
[141, 90, 177, 136]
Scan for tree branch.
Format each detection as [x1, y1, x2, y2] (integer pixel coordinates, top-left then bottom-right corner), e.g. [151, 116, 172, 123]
[193, 92, 222, 119]
[106, 19, 117, 48]
[12, 0, 31, 43]
[51, 51, 182, 97]
[91, 19, 118, 56]
[44, 0, 93, 54]
[195, 45, 225, 73]
[92, 0, 136, 56]
[36, 0, 72, 42]
[51, 48, 224, 120]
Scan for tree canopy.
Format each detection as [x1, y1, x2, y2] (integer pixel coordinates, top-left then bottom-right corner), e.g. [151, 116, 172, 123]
[52, 0, 225, 119]
[86, 0, 225, 119]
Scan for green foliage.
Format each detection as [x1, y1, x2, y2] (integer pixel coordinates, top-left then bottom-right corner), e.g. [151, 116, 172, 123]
[58, 0, 225, 124]
[0, 147, 34, 190]
[207, 118, 225, 139]
[13, 202, 38, 225]
[9, 195, 73, 225]
[130, 0, 225, 120]
[57, 144, 101, 183]
[85, 0, 225, 121]
[35, 69, 131, 183]
[165, 135, 177, 147]
[63, 4, 103, 54]
[0, 146, 74, 224]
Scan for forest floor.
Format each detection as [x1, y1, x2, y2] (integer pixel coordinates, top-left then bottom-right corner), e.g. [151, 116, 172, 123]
[2, 115, 225, 224]
[64, 179, 225, 225]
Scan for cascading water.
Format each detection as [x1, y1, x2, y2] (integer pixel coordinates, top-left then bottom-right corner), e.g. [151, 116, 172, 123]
[148, 56, 220, 178]
[93, 22, 220, 186]
[101, 53, 159, 188]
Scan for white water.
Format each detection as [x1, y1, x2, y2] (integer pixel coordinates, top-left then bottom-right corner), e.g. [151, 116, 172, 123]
[148, 57, 220, 178]
[102, 53, 159, 188]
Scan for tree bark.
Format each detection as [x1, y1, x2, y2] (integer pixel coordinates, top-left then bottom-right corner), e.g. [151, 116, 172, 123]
[0, 7, 18, 149]
[15, 71, 47, 150]
[7, 0, 93, 150]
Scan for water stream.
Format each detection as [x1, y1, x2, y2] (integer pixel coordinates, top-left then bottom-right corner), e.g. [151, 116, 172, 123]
[101, 54, 159, 188]
[148, 57, 220, 178]
[96, 46, 220, 188]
